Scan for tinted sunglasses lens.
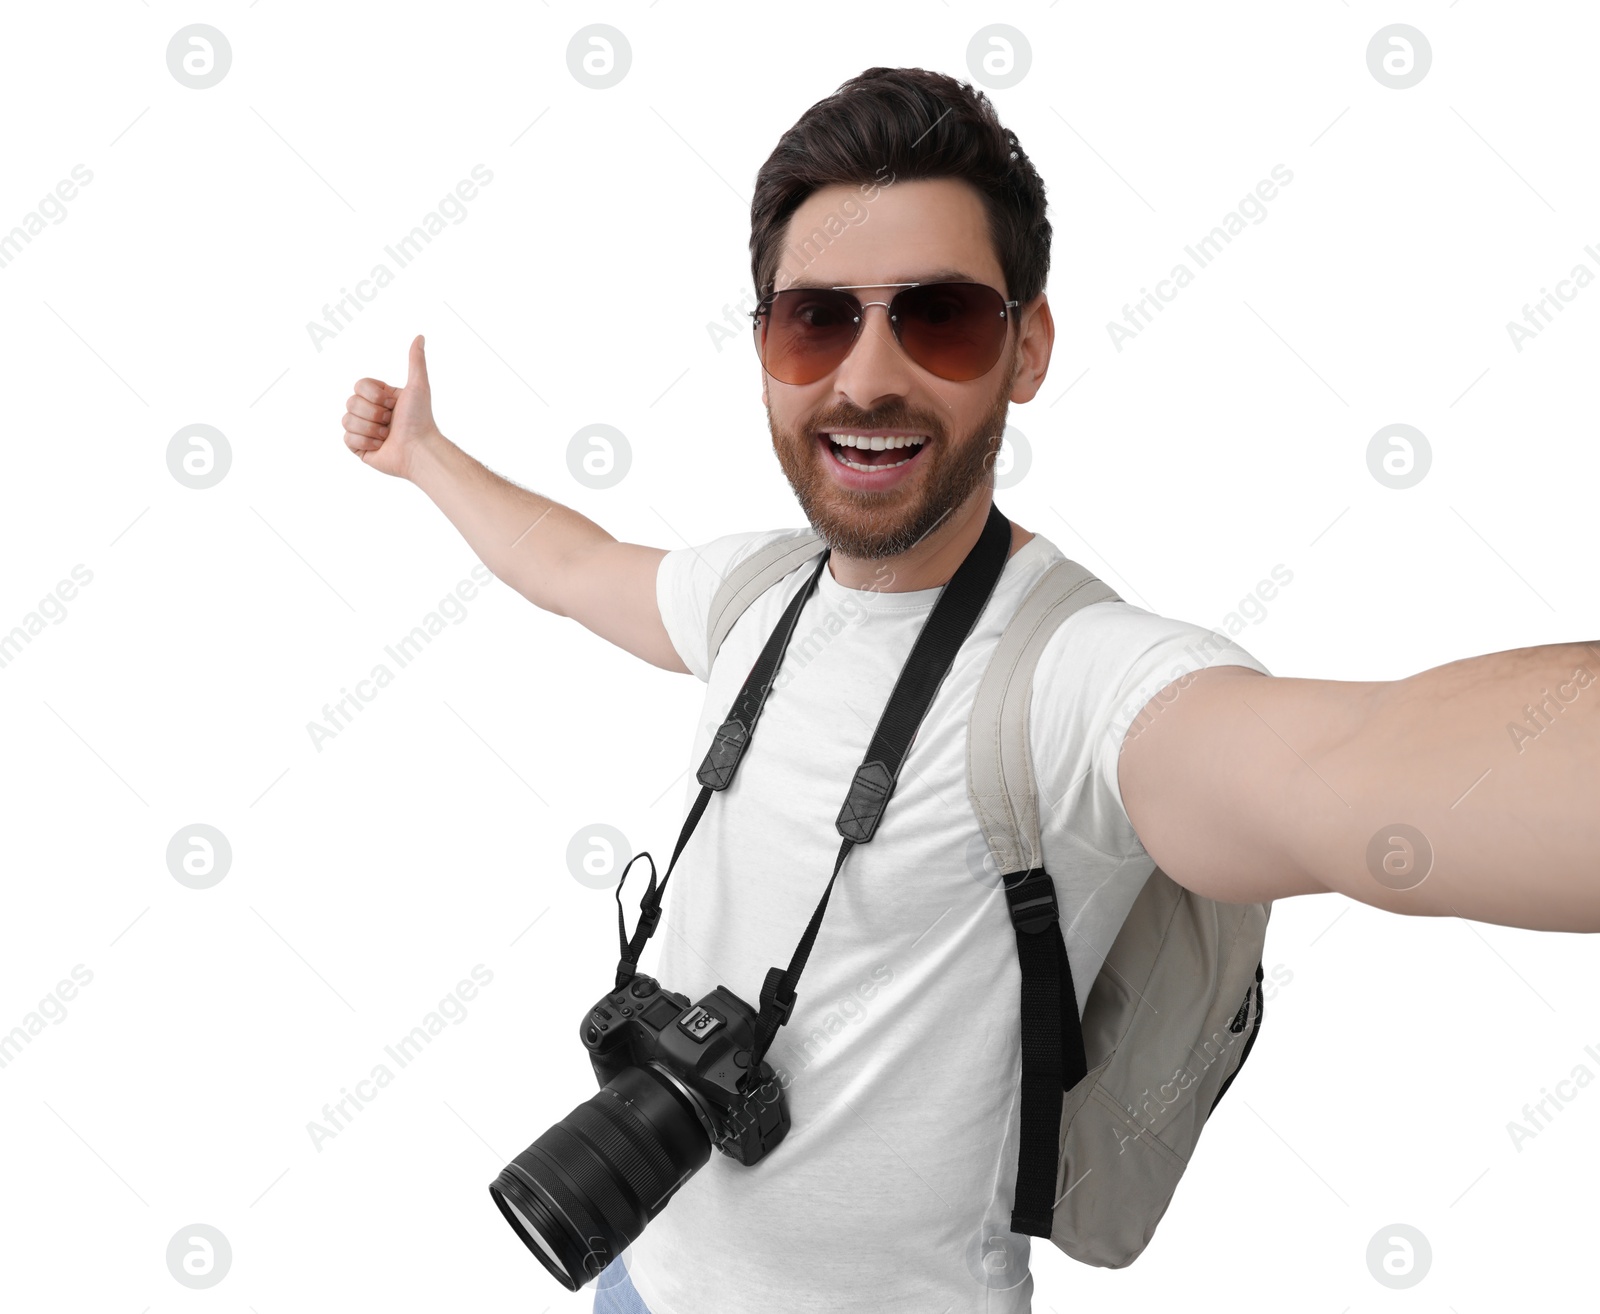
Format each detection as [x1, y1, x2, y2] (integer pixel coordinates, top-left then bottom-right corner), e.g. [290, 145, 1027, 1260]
[896, 283, 1011, 381]
[758, 290, 860, 385]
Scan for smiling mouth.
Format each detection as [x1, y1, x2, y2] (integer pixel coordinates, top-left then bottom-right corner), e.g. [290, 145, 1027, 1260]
[815, 431, 930, 473]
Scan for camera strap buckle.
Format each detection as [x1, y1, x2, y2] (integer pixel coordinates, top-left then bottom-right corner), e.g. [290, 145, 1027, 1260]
[759, 965, 797, 1027]
[637, 897, 663, 938]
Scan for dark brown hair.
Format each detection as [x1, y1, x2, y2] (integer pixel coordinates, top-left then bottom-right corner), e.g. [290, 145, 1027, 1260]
[749, 66, 1050, 309]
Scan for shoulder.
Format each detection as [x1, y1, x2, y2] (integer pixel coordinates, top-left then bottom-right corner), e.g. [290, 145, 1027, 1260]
[655, 526, 816, 681]
[1033, 598, 1271, 743]
[1023, 586, 1272, 848]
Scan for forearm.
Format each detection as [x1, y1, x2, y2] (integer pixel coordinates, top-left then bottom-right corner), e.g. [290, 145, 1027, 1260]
[1298, 641, 1600, 930]
[406, 430, 611, 615]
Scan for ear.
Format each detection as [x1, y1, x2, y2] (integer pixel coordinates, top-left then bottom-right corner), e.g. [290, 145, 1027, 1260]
[1009, 293, 1054, 404]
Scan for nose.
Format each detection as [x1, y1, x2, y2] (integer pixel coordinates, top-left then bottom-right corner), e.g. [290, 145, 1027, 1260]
[831, 301, 918, 408]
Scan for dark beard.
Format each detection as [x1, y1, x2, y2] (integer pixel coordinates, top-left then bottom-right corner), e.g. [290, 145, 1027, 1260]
[766, 355, 1018, 562]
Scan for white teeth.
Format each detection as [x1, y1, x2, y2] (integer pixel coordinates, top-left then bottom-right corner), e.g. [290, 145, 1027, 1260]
[835, 451, 914, 471]
[823, 433, 928, 450]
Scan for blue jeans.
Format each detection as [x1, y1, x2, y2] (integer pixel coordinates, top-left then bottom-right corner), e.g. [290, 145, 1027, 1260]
[592, 1254, 651, 1314]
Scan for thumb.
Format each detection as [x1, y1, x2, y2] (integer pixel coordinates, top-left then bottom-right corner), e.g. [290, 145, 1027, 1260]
[405, 333, 430, 395]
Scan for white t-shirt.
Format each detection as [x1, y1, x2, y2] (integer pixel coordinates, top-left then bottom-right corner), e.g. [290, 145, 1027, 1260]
[624, 526, 1270, 1314]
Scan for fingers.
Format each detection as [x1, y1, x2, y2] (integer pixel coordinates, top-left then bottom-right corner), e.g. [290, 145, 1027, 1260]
[343, 410, 388, 442]
[343, 424, 382, 454]
[347, 352, 410, 463]
[346, 392, 393, 424]
[353, 377, 400, 406]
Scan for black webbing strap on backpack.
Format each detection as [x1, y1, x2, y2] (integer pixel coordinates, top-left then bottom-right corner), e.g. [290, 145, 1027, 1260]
[615, 502, 1016, 1080]
[1006, 863, 1087, 1235]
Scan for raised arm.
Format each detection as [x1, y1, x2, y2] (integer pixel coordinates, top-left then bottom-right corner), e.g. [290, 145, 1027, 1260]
[341, 334, 689, 675]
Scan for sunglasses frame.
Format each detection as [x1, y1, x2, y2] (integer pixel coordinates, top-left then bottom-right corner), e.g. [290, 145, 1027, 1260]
[749, 281, 1021, 383]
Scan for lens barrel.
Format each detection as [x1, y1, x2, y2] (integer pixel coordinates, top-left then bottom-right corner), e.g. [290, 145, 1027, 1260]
[489, 1063, 713, 1290]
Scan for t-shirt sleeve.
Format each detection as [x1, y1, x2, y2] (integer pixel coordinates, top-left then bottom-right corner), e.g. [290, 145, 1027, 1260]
[654, 528, 812, 682]
[1029, 600, 1273, 859]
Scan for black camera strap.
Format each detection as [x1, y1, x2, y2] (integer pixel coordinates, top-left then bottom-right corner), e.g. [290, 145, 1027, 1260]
[611, 530, 835, 988]
[615, 501, 1016, 1074]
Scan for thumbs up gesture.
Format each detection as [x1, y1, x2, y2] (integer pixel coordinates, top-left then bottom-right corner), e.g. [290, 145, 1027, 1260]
[343, 334, 441, 481]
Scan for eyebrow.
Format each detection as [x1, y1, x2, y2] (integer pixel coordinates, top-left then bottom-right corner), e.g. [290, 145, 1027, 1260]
[780, 267, 980, 291]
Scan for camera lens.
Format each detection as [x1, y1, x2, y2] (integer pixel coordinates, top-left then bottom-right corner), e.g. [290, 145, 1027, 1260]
[488, 1063, 713, 1290]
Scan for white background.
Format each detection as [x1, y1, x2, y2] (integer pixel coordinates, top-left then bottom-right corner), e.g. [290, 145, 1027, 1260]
[1, 2, 1596, 1310]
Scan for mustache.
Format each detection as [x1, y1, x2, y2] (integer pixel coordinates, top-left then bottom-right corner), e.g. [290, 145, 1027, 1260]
[806, 414, 944, 437]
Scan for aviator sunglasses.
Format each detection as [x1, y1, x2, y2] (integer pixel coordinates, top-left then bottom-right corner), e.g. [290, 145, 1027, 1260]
[750, 281, 1020, 385]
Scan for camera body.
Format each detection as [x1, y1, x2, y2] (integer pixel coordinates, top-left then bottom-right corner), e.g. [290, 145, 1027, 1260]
[581, 973, 790, 1165]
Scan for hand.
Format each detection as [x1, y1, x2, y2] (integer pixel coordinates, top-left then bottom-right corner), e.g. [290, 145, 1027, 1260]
[343, 334, 441, 480]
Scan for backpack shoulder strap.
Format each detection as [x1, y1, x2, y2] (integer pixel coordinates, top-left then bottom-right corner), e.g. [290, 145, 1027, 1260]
[705, 528, 824, 671]
[966, 556, 1120, 1237]
[967, 557, 1120, 874]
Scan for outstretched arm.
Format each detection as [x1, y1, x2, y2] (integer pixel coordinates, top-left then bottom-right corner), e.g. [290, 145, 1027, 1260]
[1117, 644, 1600, 931]
[343, 335, 690, 675]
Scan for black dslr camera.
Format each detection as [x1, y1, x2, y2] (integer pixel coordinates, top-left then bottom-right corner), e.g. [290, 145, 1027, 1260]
[488, 970, 790, 1291]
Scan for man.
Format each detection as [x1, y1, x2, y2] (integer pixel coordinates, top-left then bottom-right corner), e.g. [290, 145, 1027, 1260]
[341, 66, 1596, 1314]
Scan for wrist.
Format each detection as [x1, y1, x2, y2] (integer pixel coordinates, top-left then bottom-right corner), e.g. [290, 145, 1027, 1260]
[405, 427, 451, 486]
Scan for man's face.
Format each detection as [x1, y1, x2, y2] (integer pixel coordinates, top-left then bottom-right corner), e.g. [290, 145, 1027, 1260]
[760, 176, 1043, 562]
